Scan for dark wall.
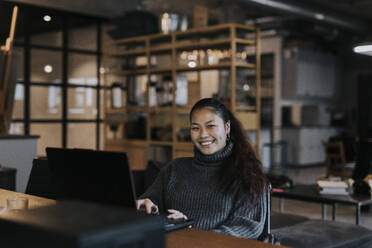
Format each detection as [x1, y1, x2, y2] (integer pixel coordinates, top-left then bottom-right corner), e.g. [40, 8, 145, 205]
[339, 52, 372, 135]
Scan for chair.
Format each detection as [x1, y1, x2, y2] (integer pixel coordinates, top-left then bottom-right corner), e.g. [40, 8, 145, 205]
[132, 170, 145, 197]
[323, 141, 353, 178]
[258, 184, 279, 244]
[25, 157, 56, 199]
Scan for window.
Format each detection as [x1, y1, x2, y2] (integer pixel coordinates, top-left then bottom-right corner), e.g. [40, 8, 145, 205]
[3, 2, 105, 156]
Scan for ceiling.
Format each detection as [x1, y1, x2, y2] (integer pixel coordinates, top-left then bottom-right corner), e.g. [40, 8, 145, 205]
[1, 0, 372, 53]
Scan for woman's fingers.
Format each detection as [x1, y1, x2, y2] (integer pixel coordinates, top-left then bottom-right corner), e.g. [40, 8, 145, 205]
[136, 199, 159, 214]
[136, 199, 144, 209]
[167, 209, 188, 220]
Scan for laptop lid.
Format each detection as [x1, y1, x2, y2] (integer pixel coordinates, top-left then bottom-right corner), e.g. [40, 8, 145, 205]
[46, 147, 137, 209]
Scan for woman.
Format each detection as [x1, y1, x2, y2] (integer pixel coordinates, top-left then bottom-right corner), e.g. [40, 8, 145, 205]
[137, 98, 267, 239]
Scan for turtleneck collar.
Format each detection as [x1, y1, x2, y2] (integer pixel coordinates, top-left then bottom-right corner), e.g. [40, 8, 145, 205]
[193, 141, 234, 166]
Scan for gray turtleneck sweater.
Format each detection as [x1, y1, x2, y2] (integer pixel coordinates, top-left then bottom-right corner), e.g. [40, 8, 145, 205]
[140, 143, 266, 240]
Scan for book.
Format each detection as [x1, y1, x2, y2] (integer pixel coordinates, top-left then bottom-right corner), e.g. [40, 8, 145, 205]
[319, 187, 349, 195]
[317, 179, 351, 195]
[317, 180, 348, 189]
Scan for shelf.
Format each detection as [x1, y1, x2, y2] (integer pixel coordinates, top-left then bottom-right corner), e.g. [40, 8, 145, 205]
[106, 67, 173, 76]
[127, 106, 146, 112]
[106, 63, 255, 75]
[106, 106, 147, 113]
[173, 23, 255, 37]
[105, 39, 255, 57]
[150, 141, 173, 146]
[149, 67, 172, 74]
[234, 23, 257, 31]
[105, 108, 126, 113]
[106, 69, 147, 76]
[175, 38, 231, 50]
[174, 142, 193, 150]
[105, 33, 168, 46]
[176, 107, 191, 114]
[105, 139, 148, 147]
[106, 106, 190, 113]
[103, 23, 261, 166]
[149, 45, 172, 53]
[235, 38, 256, 45]
[175, 38, 255, 51]
[105, 23, 257, 47]
[149, 106, 173, 112]
[236, 62, 256, 68]
[103, 48, 147, 57]
[236, 106, 256, 111]
[176, 62, 255, 72]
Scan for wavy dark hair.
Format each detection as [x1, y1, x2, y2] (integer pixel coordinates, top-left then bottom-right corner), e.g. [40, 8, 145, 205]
[190, 98, 267, 204]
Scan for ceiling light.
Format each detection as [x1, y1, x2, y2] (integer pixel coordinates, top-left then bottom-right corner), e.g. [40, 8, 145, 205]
[44, 65, 53, 73]
[314, 13, 325, 20]
[43, 15, 52, 22]
[353, 43, 372, 56]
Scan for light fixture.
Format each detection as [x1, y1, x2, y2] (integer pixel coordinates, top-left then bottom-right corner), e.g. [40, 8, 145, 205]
[43, 15, 52, 22]
[187, 61, 197, 68]
[353, 43, 372, 56]
[44, 64, 53, 73]
[314, 13, 325, 20]
[99, 67, 106, 74]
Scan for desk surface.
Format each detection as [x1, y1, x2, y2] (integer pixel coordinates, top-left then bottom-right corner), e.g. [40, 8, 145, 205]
[0, 189, 283, 248]
[272, 184, 372, 206]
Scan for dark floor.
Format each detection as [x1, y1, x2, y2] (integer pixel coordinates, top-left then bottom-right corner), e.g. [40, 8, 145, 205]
[271, 166, 372, 230]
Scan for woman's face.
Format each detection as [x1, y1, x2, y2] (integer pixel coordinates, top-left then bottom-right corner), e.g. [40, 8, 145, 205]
[190, 108, 230, 155]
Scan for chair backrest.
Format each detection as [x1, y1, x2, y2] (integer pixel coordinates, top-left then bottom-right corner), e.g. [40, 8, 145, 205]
[25, 157, 56, 199]
[258, 183, 279, 244]
[132, 170, 145, 197]
[323, 141, 352, 178]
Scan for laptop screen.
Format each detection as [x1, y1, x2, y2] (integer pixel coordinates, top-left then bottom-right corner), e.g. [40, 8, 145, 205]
[46, 147, 137, 209]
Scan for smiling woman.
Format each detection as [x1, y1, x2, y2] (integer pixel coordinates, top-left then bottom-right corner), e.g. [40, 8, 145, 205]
[190, 107, 230, 155]
[137, 98, 268, 240]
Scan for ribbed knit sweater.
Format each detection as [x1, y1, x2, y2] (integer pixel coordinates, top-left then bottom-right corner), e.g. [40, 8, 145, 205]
[140, 142, 266, 239]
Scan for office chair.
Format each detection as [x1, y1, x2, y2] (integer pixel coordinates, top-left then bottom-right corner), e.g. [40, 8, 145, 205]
[323, 141, 353, 178]
[132, 170, 145, 197]
[258, 183, 279, 244]
[25, 157, 56, 199]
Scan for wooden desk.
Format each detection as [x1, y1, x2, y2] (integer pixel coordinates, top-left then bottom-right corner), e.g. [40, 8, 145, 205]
[0, 188, 55, 209]
[167, 228, 282, 248]
[0, 189, 282, 248]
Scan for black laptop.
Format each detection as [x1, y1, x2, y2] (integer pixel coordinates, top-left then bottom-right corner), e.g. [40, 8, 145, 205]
[45, 147, 193, 232]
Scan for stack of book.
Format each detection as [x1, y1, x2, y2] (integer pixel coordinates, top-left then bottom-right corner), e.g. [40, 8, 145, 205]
[317, 180, 349, 195]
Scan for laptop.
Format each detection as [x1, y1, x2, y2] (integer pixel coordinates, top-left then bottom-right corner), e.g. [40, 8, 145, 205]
[45, 147, 193, 232]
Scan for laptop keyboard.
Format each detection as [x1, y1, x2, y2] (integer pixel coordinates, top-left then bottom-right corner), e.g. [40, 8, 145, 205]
[164, 218, 194, 232]
[137, 206, 193, 232]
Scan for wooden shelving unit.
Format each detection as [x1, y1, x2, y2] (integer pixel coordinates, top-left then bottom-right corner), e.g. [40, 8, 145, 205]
[103, 23, 261, 169]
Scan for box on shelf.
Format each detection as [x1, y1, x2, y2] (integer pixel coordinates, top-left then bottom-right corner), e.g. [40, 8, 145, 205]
[193, 5, 208, 28]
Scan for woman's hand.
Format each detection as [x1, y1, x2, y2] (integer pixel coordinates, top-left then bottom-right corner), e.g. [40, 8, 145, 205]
[167, 209, 188, 220]
[136, 198, 159, 214]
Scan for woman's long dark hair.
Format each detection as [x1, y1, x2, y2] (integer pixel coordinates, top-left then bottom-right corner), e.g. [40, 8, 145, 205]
[190, 98, 267, 204]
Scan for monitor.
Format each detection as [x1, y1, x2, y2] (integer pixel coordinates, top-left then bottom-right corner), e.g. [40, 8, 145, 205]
[46, 147, 137, 209]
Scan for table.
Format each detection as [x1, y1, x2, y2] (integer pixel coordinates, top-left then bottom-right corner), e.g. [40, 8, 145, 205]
[272, 184, 372, 225]
[168, 229, 280, 248]
[0, 189, 284, 248]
